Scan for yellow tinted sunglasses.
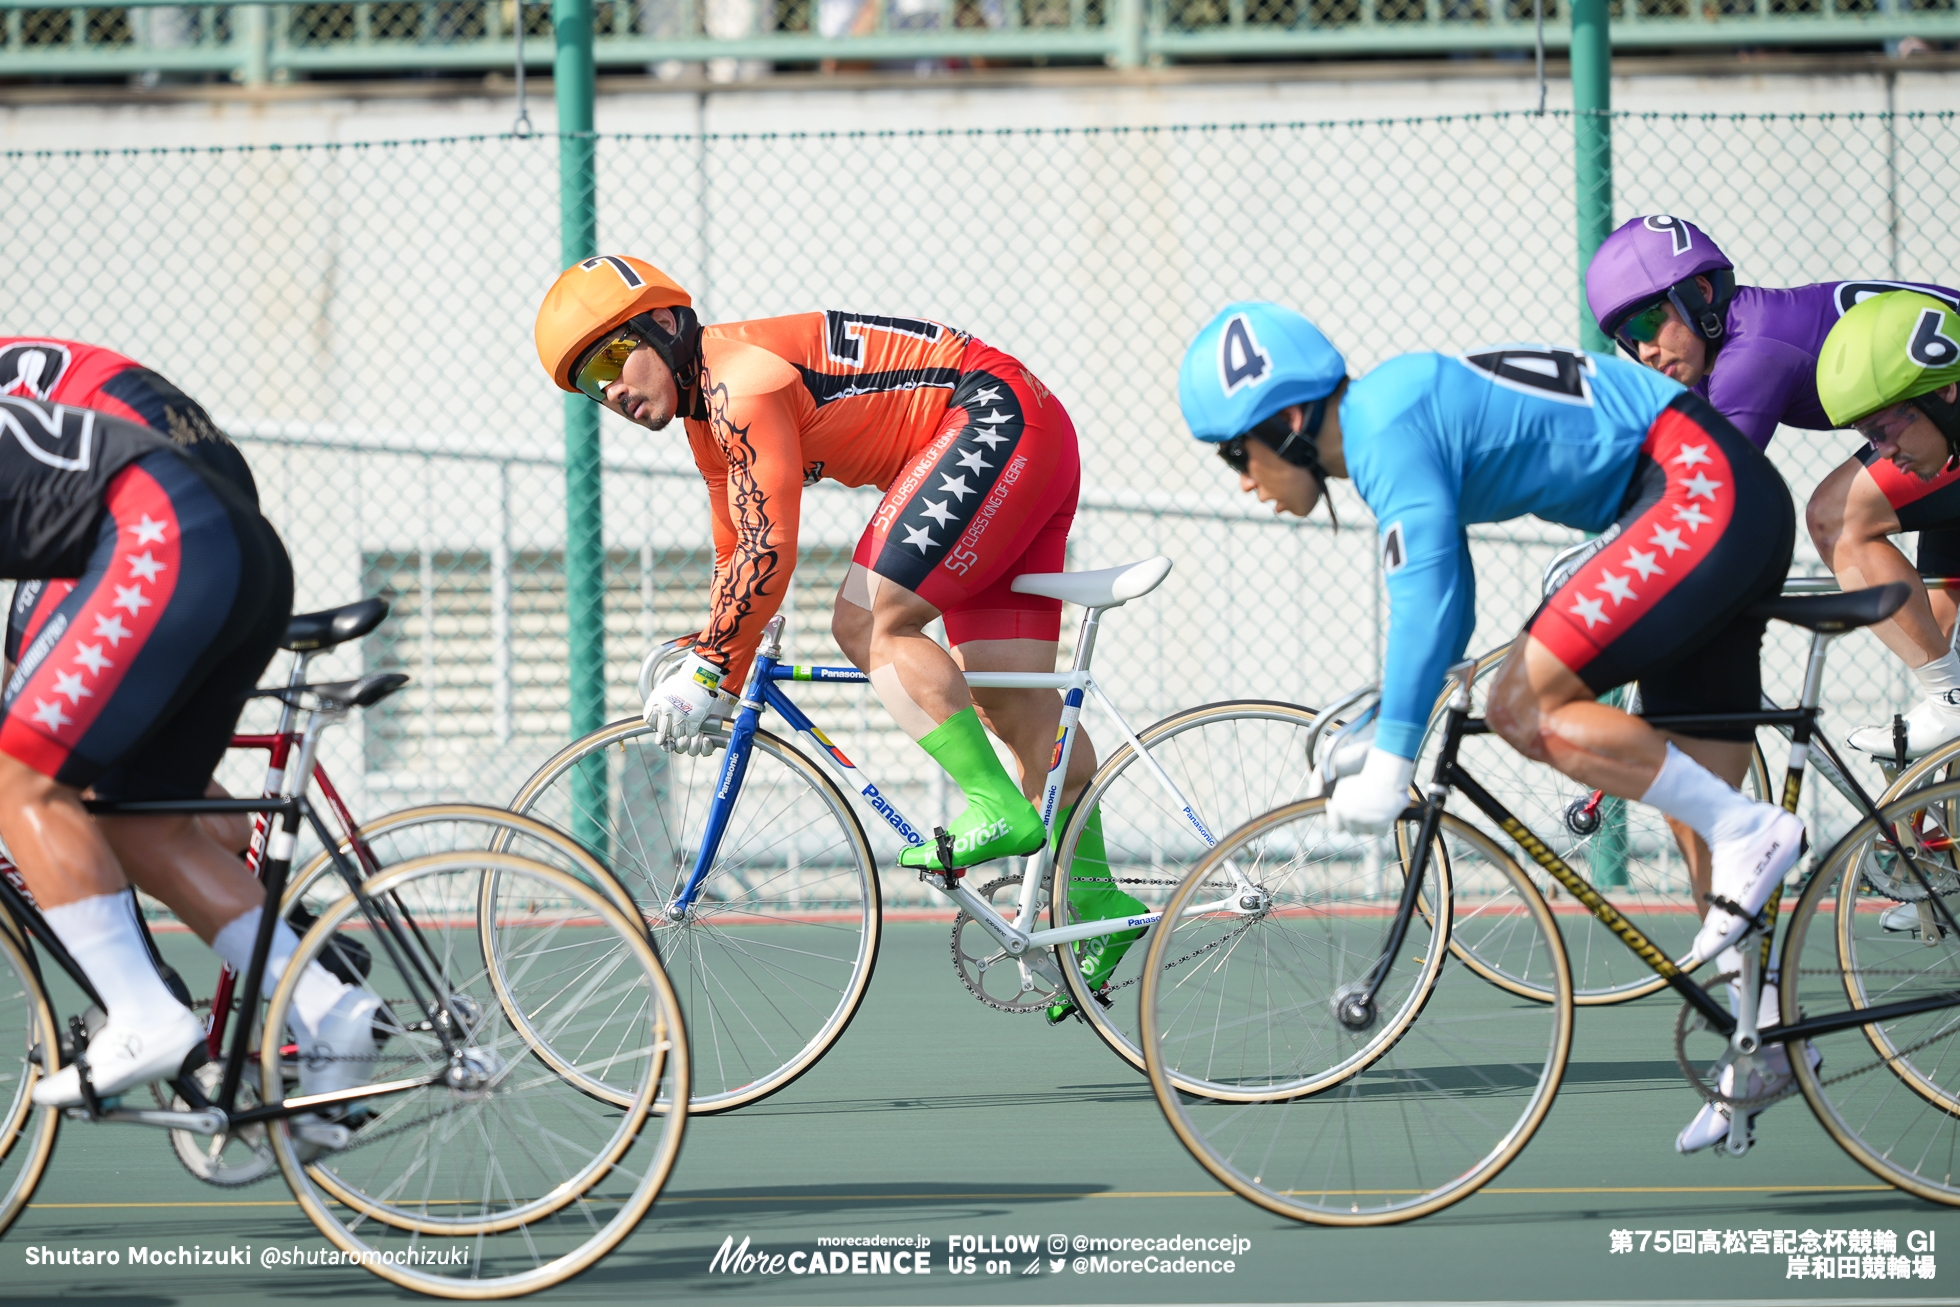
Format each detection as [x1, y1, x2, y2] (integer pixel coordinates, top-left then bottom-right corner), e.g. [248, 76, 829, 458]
[572, 330, 646, 402]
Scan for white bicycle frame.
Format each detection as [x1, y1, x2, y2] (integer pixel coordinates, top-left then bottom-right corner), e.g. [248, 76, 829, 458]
[642, 594, 1263, 987]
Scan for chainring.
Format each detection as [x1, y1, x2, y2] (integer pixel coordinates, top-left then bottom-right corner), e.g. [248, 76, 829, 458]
[1855, 814, 1960, 903]
[1673, 972, 1802, 1114]
[951, 874, 1064, 1013]
[162, 1060, 277, 1188]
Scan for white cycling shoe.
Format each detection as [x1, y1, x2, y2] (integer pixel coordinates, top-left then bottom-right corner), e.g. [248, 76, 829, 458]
[1881, 899, 1953, 936]
[1690, 808, 1807, 962]
[289, 987, 384, 1160]
[1848, 693, 1960, 760]
[298, 987, 383, 1103]
[32, 1006, 204, 1108]
[1676, 1042, 1821, 1154]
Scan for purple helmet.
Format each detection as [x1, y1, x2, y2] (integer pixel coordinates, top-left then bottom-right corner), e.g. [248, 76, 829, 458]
[1584, 215, 1737, 355]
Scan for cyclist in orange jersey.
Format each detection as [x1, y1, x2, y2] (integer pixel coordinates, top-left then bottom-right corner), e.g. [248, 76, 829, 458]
[535, 256, 1145, 986]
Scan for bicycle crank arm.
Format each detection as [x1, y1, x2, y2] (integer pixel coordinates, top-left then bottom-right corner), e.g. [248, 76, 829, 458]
[945, 882, 1035, 954]
[231, 1072, 443, 1126]
[63, 1105, 228, 1135]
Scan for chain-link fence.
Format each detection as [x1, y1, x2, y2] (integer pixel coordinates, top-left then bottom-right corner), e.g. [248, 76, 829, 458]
[1, 107, 1950, 877]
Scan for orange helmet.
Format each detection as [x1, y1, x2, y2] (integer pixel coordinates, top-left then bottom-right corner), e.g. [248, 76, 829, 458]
[535, 255, 693, 393]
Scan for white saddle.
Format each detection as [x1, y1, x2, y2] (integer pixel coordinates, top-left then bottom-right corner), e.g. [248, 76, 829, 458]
[1010, 556, 1172, 610]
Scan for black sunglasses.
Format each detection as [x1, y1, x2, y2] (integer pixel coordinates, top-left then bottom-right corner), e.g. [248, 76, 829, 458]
[1215, 406, 1320, 475]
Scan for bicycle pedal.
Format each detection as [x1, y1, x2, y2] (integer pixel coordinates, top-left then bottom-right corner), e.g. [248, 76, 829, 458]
[1089, 985, 1114, 1010]
[292, 1119, 352, 1151]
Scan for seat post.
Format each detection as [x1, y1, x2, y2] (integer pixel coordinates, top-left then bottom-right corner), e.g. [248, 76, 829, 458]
[1069, 607, 1104, 675]
[1798, 630, 1837, 712]
[273, 649, 313, 740]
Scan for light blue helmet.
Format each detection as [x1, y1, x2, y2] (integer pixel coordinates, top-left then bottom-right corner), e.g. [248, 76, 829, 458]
[1178, 301, 1347, 442]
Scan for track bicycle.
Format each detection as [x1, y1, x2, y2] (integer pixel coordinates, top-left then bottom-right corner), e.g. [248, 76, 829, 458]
[511, 556, 1327, 1111]
[1408, 563, 1960, 1000]
[1143, 579, 1960, 1223]
[0, 672, 689, 1297]
[0, 596, 650, 1188]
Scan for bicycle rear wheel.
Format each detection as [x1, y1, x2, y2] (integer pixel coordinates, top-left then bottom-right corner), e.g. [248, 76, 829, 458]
[1048, 701, 1321, 1078]
[264, 851, 687, 1297]
[510, 720, 879, 1113]
[0, 919, 58, 1237]
[1415, 644, 1768, 1002]
[1144, 802, 1572, 1225]
[1783, 779, 1960, 1202]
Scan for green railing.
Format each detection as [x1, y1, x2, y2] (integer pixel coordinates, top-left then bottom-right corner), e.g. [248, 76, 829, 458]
[1, 0, 1952, 82]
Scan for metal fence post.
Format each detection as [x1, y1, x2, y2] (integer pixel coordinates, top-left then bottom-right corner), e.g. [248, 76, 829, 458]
[1113, 0, 1144, 68]
[1570, 0, 1629, 887]
[1571, 0, 1612, 350]
[555, 0, 608, 856]
[234, 4, 270, 85]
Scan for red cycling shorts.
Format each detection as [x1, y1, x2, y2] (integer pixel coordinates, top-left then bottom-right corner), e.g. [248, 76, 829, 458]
[852, 340, 1080, 646]
[1527, 393, 1794, 740]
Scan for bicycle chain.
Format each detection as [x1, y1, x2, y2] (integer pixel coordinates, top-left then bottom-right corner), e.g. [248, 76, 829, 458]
[1097, 914, 1259, 997]
[1676, 969, 1960, 1112]
[1064, 875, 1255, 999]
[957, 873, 1260, 1008]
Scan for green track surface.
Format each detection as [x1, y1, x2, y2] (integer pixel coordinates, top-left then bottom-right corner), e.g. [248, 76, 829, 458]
[9, 922, 1959, 1304]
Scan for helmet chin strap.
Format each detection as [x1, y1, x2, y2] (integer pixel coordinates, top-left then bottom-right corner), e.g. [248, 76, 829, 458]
[1665, 268, 1737, 347]
[627, 306, 707, 419]
[1250, 393, 1339, 529]
[1913, 389, 1960, 472]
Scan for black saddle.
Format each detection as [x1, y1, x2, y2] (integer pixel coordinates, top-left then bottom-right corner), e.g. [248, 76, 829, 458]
[1746, 581, 1910, 633]
[255, 670, 410, 710]
[282, 597, 388, 653]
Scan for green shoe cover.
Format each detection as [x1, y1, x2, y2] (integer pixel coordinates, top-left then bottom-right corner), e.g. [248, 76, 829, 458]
[1060, 802, 1146, 986]
[898, 708, 1045, 870]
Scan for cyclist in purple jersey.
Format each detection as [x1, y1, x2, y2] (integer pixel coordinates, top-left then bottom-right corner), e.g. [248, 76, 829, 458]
[1588, 214, 1960, 758]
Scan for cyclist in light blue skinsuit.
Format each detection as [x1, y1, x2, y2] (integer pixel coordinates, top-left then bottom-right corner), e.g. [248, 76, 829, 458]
[1179, 302, 1804, 1152]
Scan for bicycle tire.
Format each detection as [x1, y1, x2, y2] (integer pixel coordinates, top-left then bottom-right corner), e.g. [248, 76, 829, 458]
[264, 851, 688, 1296]
[1783, 780, 1960, 1201]
[510, 718, 879, 1114]
[0, 919, 59, 1238]
[1144, 801, 1573, 1225]
[1045, 700, 1321, 1082]
[1415, 643, 1769, 1003]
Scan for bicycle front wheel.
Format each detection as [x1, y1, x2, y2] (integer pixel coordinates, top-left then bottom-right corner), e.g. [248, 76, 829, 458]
[1415, 643, 1768, 1002]
[1145, 801, 1572, 1225]
[1048, 700, 1321, 1077]
[265, 851, 687, 1297]
[0, 918, 58, 1237]
[511, 719, 879, 1113]
[1782, 779, 1960, 1203]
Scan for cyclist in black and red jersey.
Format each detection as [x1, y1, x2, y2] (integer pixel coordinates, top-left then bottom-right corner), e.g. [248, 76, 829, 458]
[0, 337, 256, 695]
[0, 396, 377, 1111]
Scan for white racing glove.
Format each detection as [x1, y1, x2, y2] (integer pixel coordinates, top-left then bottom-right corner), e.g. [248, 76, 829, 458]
[643, 652, 737, 756]
[1324, 747, 1418, 835]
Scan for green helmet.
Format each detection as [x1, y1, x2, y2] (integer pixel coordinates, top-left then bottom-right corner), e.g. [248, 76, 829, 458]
[1819, 289, 1960, 426]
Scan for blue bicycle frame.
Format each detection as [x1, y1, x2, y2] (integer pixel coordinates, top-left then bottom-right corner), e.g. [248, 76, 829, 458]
[661, 611, 1257, 961]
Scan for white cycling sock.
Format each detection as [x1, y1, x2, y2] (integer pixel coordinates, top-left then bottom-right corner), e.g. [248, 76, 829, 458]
[44, 892, 194, 1025]
[1911, 648, 1960, 701]
[1641, 743, 1770, 845]
[212, 907, 351, 1043]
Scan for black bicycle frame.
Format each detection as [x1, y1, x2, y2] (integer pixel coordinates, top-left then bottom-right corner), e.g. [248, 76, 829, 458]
[1362, 695, 1960, 1046]
[0, 792, 454, 1125]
